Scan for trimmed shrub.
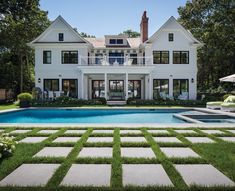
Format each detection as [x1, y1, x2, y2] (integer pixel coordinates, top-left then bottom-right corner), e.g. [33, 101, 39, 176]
[17, 93, 33, 108]
[0, 133, 17, 159]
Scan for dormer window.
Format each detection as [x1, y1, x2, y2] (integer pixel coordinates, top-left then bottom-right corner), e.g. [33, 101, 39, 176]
[59, 33, 64, 41]
[109, 39, 116, 44]
[168, 33, 174, 42]
[117, 39, 123, 44]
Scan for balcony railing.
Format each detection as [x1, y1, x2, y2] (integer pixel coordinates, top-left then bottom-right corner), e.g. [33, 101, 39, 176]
[79, 56, 152, 66]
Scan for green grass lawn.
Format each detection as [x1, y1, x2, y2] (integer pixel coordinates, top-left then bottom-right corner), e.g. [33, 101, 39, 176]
[0, 127, 235, 191]
[0, 103, 18, 111]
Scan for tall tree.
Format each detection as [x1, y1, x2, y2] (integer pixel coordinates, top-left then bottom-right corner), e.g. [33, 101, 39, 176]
[178, 0, 235, 92]
[0, 0, 50, 93]
[119, 29, 140, 38]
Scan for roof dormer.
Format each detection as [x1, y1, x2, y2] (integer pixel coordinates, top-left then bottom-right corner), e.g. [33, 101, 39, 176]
[105, 35, 128, 47]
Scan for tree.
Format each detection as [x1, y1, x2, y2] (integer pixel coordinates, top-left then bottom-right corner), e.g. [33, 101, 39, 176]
[119, 29, 140, 38]
[0, 0, 50, 94]
[178, 0, 235, 92]
[80, 32, 95, 38]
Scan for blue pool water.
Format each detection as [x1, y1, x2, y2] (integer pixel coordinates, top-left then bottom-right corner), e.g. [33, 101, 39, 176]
[0, 109, 188, 123]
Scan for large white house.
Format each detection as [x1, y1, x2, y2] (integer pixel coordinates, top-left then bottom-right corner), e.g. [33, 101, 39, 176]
[29, 11, 202, 101]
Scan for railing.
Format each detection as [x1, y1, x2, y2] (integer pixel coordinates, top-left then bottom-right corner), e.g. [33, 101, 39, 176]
[79, 56, 152, 66]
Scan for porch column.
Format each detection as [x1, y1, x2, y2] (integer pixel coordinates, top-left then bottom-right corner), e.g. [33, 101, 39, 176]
[149, 73, 153, 99]
[81, 72, 84, 99]
[125, 72, 128, 100]
[104, 73, 107, 100]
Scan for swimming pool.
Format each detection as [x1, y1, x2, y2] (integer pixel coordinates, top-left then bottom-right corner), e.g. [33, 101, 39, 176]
[0, 109, 188, 123]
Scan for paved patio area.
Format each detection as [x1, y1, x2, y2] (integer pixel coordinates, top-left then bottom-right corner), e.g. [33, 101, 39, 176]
[0, 127, 235, 189]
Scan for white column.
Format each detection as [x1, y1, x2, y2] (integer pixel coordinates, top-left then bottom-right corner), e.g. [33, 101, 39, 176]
[81, 72, 84, 99]
[125, 72, 128, 100]
[104, 73, 107, 99]
[149, 73, 153, 99]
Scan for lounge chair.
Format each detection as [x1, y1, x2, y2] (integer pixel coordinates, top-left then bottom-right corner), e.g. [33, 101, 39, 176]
[221, 103, 235, 112]
[206, 101, 223, 109]
[207, 95, 235, 111]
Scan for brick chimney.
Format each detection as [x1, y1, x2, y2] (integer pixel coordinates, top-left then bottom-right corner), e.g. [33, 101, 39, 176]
[140, 11, 149, 43]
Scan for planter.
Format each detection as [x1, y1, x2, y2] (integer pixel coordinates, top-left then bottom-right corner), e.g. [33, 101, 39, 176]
[19, 101, 30, 108]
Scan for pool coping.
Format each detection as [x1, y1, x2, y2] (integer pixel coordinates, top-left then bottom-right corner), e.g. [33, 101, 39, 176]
[0, 107, 235, 128]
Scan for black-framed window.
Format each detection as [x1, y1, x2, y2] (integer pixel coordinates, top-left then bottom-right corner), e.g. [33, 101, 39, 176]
[109, 80, 124, 92]
[95, 53, 103, 65]
[153, 51, 169, 64]
[44, 79, 59, 91]
[153, 79, 169, 99]
[168, 33, 174, 41]
[92, 80, 105, 99]
[43, 51, 51, 64]
[61, 51, 78, 64]
[130, 54, 137, 65]
[173, 79, 189, 98]
[109, 39, 116, 44]
[62, 79, 78, 98]
[117, 39, 123, 44]
[59, 33, 64, 41]
[173, 51, 189, 64]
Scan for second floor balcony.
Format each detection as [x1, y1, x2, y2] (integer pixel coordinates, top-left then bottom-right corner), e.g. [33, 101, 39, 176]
[80, 56, 152, 66]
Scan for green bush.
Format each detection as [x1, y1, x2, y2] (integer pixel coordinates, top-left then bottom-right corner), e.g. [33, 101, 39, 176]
[126, 98, 206, 107]
[0, 133, 17, 159]
[17, 93, 33, 102]
[31, 96, 107, 107]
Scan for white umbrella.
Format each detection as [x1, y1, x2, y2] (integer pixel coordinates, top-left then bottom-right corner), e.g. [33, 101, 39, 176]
[219, 74, 235, 82]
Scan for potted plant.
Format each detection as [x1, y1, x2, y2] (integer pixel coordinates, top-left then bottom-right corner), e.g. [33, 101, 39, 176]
[17, 93, 33, 108]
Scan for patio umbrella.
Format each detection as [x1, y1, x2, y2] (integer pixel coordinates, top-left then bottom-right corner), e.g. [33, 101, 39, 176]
[219, 74, 235, 82]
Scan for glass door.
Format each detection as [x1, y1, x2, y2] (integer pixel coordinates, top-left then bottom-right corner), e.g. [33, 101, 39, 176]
[92, 80, 105, 99]
[109, 53, 124, 65]
[109, 80, 124, 100]
[62, 79, 78, 98]
[128, 80, 141, 99]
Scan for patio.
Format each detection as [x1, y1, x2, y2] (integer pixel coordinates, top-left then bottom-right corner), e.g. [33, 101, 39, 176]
[0, 127, 235, 190]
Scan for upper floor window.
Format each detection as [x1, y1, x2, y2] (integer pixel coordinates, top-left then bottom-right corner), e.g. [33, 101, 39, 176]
[59, 33, 64, 41]
[109, 39, 116, 44]
[168, 33, 174, 41]
[173, 51, 189, 64]
[61, 51, 78, 64]
[43, 51, 51, 64]
[117, 39, 123, 44]
[153, 51, 169, 64]
[44, 79, 59, 91]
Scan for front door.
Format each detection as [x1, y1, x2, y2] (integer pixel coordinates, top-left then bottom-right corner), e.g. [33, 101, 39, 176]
[109, 80, 124, 100]
[62, 79, 78, 98]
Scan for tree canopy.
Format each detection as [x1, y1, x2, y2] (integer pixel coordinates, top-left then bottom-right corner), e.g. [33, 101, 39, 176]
[119, 29, 140, 38]
[0, 0, 50, 94]
[178, 0, 235, 92]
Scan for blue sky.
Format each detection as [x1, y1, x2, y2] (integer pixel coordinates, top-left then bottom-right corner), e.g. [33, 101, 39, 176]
[40, 0, 187, 37]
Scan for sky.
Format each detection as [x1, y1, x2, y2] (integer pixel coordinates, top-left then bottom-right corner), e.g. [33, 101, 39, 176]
[40, 0, 188, 38]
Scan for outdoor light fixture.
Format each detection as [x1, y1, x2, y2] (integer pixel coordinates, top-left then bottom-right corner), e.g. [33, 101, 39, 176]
[38, 78, 41, 83]
[191, 78, 194, 83]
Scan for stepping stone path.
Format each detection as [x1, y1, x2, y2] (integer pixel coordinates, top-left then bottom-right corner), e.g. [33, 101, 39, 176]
[121, 147, 156, 158]
[64, 130, 87, 134]
[92, 130, 113, 134]
[10, 130, 31, 134]
[153, 137, 182, 143]
[160, 147, 200, 158]
[37, 130, 59, 134]
[148, 130, 169, 134]
[87, 137, 113, 143]
[53, 137, 80, 143]
[34, 147, 73, 158]
[120, 137, 147, 143]
[219, 137, 235, 142]
[0, 164, 60, 186]
[20, 137, 48, 143]
[201, 130, 224, 134]
[122, 164, 173, 186]
[78, 147, 113, 158]
[61, 164, 111, 186]
[174, 130, 197, 134]
[175, 164, 235, 187]
[185, 137, 215, 143]
[226, 130, 235, 134]
[120, 130, 142, 134]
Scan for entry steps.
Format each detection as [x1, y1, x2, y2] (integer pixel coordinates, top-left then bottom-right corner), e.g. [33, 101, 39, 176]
[107, 100, 126, 106]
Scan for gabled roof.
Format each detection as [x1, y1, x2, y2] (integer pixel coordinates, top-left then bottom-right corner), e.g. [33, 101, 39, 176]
[144, 16, 203, 46]
[28, 15, 92, 46]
